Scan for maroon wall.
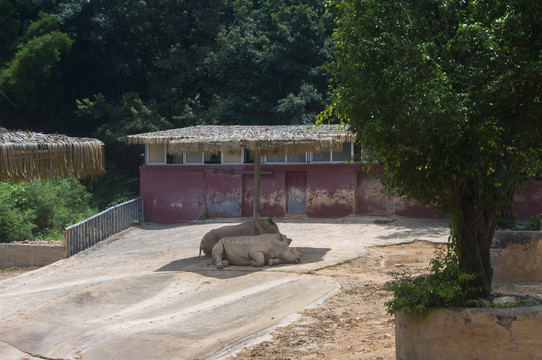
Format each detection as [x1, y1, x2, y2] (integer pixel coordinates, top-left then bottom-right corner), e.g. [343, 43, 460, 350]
[306, 165, 355, 217]
[140, 166, 207, 223]
[513, 182, 542, 222]
[139, 164, 541, 223]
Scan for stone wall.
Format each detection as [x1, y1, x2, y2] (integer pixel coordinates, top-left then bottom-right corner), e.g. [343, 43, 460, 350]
[492, 231, 542, 283]
[0, 243, 65, 268]
[395, 306, 542, 360]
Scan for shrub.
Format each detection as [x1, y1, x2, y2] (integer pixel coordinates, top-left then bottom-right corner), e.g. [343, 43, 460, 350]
[0, 183, 35, 242]
[0, 177, 97, 242]
[526, 214, 542, 231]
[23, 178, 96, 239]
[385, 247, 484, 315]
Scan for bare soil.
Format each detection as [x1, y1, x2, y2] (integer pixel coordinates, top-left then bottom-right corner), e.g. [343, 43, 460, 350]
[0, 266, 40, 281]
[227, 240, 542, 360]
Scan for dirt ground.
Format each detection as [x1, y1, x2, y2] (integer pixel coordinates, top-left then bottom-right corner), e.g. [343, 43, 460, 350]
[0, 266, 40, 281]
[226, 240, 542, 360]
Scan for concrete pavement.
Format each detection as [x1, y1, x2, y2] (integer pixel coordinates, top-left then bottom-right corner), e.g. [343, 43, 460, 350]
[0, 216, 449, 359]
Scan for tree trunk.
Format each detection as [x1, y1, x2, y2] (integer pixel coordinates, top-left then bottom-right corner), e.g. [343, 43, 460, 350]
[497, 184, 516, 228]
[451, 184, 498, 298]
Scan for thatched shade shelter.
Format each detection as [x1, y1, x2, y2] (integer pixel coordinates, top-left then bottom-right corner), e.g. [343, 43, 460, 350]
[127, 124, 354, 222]
[0, 128, 105, 181]
[126, 124, 353, 155]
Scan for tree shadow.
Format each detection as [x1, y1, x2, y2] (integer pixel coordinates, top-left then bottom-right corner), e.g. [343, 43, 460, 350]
[374, 218, 450, 241]
[155, 246, 330, 279]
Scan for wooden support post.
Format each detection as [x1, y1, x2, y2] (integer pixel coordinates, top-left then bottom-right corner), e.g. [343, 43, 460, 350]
[353, 171, 359, 215]
[253, 149, 261, 234]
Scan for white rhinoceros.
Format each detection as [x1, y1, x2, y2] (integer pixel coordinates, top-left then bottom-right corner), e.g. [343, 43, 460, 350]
[199, 217, 281, 256]
[211, 233, 302, 269]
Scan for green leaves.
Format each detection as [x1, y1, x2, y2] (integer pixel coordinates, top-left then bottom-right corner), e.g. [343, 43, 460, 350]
[77, 93, 171, 143]
[386, 248, 484, 314]
[199, 0, 332, 126]
[0, 0, 20, 64]
[0, 178, 97, 242]
[1, 31, 72, 97]
[0, 8, 73, 130]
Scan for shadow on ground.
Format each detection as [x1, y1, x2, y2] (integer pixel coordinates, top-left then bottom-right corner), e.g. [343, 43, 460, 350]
[155, 247, 330, 279]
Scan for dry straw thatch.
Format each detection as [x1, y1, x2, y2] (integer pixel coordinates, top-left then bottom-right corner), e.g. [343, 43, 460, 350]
[0, 128, 105, 181]
[126, 124, 354, 156]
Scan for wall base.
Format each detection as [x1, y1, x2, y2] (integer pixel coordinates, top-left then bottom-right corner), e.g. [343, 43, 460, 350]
[0, 243, 65, 268]
[395, 306, 542, 360]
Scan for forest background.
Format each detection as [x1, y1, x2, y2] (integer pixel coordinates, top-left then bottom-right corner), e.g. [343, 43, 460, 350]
[0, 0, 334, 241]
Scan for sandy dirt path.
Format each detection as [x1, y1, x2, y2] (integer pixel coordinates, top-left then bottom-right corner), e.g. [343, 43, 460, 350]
[0, 216, 450, 359]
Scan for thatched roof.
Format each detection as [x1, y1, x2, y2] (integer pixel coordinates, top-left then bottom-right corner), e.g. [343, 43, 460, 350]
[0, 128, 105, 181]
[126, 124, 354, 156]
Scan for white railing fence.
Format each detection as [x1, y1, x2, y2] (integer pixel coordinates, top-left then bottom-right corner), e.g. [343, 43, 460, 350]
[63, 197, 144, 257]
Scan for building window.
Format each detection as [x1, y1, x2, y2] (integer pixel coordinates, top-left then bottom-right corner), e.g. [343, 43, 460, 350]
[147, 144, 166, 164]
[166, 149, 246, 164]
[155, 143, 355, 165]
[265, 154, 286, 163]
[185, 152, 203, 164]
[244, 148, 254, 164]
[222, 150, 243, 164]
[167, 153, 183, 164]
[311, 151, 331, 162]
[265, 152, 308, 164]
[311, 142, 353, 163]
[287, 152, 307, 163]
[204, 153, 221, 164]
[331, 142, 352, 162]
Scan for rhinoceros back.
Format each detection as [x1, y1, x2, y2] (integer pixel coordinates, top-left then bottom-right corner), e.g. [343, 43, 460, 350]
[199, 218, 280, 256]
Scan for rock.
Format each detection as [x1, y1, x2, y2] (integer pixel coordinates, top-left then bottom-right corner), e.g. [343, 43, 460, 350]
[492, 296, 519, 307]
[465, 298, 491, 307]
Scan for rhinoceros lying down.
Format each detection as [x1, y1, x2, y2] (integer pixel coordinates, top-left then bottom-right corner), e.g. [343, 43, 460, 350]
[212, 233, 302, 269]
[199, 217, 280, 256]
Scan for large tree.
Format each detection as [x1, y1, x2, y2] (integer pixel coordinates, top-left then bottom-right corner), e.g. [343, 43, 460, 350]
[327, 0, 542, 296]
[0, 11, 73, 131]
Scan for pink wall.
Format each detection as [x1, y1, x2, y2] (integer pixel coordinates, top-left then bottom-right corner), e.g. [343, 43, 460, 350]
[140, 166, 206, 223]
[306, 166, 355, 217]
[139, 164, 541, 223]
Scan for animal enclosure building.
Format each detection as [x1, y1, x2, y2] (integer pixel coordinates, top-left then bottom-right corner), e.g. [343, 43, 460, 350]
[127, 125, 542, 224]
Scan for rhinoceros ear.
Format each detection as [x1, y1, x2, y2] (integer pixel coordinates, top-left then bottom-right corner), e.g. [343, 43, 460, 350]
[286, 236, 292, 245]
[280, 234, 293, 245]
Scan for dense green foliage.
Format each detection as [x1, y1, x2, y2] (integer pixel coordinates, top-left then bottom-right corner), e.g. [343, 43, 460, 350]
[0, 0, 333, 138]
[327, 0, 542, 301]
[0, 182, 35, 242]
[0, 178, 96, 242]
